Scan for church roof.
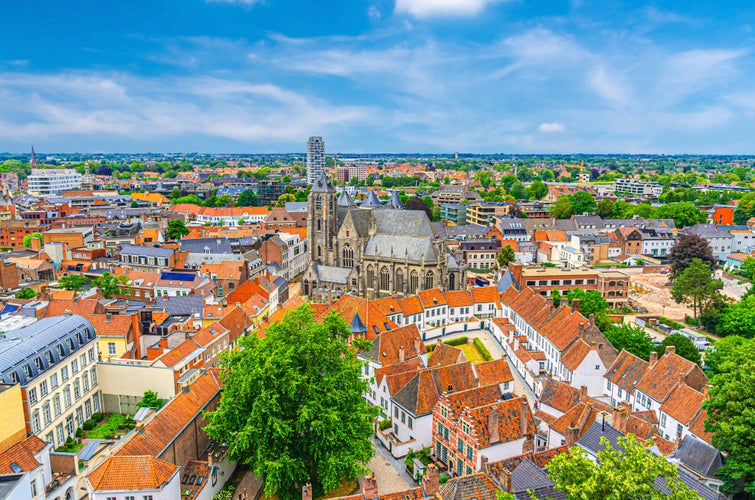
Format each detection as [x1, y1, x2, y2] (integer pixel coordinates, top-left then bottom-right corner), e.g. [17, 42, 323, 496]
[337, 191, 356, 207]
[388, 190, 403, 209]
[373, 210, 434, 237]
[315, 264, 352, 284]
[310, 172, 334, 193]
[360, 190, 382, 208]
[349, 312, 368, 334]
[365, 234, 437, 261]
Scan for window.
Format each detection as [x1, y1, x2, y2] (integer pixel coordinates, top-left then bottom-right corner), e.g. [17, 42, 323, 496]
[366, 265, 375, 289]
[661, 413, 667, 427]
[466, 444, 473, 460]
[395, 269, 404, 293]
[61, 366, 69, 381]
[457, 437, 464, 452]
[73, 380, 81, 400]
[53, 394, 62, 416]
[56, 423, 64, 446]
[40, 380, 48, 398]
[144, 495, 154, 500]
[462, 422, 470, 434]
[32, 410, 40, 433]
[108, 342, 116, 355]
[342, 245, 354, 268]
[28, 387, 38, 406]
[424, 271, 434, 290]
[66, 415, 74, 437]
[42, 402, 51, 426]
[83, 372, 90, 392]
[80, 353, 87, 367]
[409, 271, 419, 294]
[71, 359, 79, 374]
[88, 347, 95, 363]
[50, 373, 58, 389]
[380, 266, 390, 291]
[126, 497, 135, 500]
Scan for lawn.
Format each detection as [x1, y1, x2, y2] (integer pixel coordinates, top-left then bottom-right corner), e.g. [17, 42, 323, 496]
[86, 413, 130, 439]
[55, 441, 84, 454]
[458, 343, 486, 364]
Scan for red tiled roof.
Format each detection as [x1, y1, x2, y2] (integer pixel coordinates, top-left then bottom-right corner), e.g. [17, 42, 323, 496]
[474, 358, 514, 386]
[661, 384, 705, 426]
[87, 455, 179, 492]
[0, 436, 46, 473]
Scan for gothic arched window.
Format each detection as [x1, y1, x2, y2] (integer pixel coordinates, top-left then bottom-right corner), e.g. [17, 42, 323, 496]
[395, 268, 405, 294]
[380, 266, 390, 291]
[409, 271, 419, 294]
[366, 265, 375, 289]
[424, 271, 434, 290]
[343, 245, 354, 268]
[315, 196, 322, 211]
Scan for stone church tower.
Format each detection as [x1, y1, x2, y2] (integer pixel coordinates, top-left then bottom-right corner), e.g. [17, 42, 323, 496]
[307, 173, 338, 266]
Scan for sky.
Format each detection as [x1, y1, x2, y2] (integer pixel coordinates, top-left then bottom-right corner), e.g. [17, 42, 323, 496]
[1, 0, 755, 154]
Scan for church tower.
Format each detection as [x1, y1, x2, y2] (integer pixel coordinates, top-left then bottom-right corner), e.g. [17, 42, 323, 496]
[307, 172, 338, 265]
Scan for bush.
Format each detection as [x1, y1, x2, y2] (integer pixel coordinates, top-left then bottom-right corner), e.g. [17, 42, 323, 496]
[378, 418, 392, 431]
[75, 428, 84, 438]
[444, 336, 468, 347]
[425, 343, 436, 353]
[473, 338, 493, 361]
[439, 474, 449, 485]
[213, 484, 236, 500]
[92, 412, 105, 422]
[658, 316, 684, 330]
[82, 419, 96, 431]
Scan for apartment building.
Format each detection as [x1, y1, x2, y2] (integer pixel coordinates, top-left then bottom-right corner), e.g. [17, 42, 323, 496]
[27, 168, 83, 196]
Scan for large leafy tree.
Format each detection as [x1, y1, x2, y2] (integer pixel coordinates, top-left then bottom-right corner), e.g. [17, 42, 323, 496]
[22, 232, 43, 248]
[566, 288, 611, 330]
[656, 333, 701, 366]
[656, 202, 707, 228]
[596, 198, 615, 218]
[166, 219, 189, 240]
[236, 189, 258, 207]
[571, 191, 597, 215]
[733, 191, 755, 225]
[205, 305, 377, 500]
[704, 337, 755, 495]
[526, 179, 549, 200]
[716, 295, 755, 338]
[671, 258, 723, 319]
[705, 335, 754, 375]
[58, 274, 90, 292]
[550, 195, 574, 219]
[603, 324, 654, 361]
[404, 196, 432, 220]
[547, 434, 700, 499]
[667, 234, 717, 279]
[92, 272, 130, 299]
[496, 245, 516, 269]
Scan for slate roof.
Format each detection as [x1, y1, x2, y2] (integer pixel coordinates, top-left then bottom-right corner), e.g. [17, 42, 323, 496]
[153, 296, 203, 316]
[310, 172, 334, 193]
[674, 434, 723, 478]
[120, 245, 174, 257]
[364, 234, 436, 261]
[373, 209, 434, 237]
[337, 191, 356, 207]
[315, 264, 352, 284]
[439, 473, 500, 500]
[180, 237, 234, 254]
[388, 190, 403, 209]
[497, 268, 514, 292]
[360, 190, 382, 207]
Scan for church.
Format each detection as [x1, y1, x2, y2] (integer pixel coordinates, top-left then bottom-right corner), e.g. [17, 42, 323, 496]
[302, 173, 466, 302]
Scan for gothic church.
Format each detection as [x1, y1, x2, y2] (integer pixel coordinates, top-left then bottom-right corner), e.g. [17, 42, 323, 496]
[302, 173, 466, 302]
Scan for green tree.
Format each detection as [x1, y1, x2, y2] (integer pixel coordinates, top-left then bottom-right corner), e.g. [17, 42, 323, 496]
[58, 274, 89, 292]
[496, 245, 516, 269]
[733, 191, 755, 225]
[571, 191, 597, 215]
[22, 232, 43, 248]
[547, 434, 700, 499]
[551, 288, 562, 307]
[236, 189, 259, 207]
[205, 305, 376, 500]
[705, 335, 754, 375]
[716, 295, 755, 338]
[657, 333, 701, 366]
[276, 193, 297, 207]
[474, 170, 493, 188]
[656, 202, 707, 228]
[603, 324, 654, 360]
[15, 288, 36, 299]
[172, 194, 202, 205]
[92, 272, 130, 299]
[137, 390, 163, 409]
[167, 219, 190, 240]
[550, 195, 574, 219]
[566, 289, 612, 330]
[169, 187, 182, 200]
[667, 234, 717, 279]
[704, 338, 755, 495]
[509, 181, 527, 201]
[527, 179, 549, 200]
[596, 198, 616, 218]
[671, 258, 723, 319]
[739, 256, 755, 280]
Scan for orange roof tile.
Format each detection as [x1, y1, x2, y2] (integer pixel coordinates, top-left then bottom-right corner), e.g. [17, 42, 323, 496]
[445, 290, 474, 308]
[661, 384, 705, 426]
[87, 455, 179, 492]
[0, 436, 46, 473]
[428, 342, 465, 367]
[88, 314, 134, 338]
[474, 358, 514, 386]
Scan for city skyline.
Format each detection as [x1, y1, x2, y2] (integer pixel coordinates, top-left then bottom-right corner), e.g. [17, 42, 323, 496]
[1, 1, 755, 154]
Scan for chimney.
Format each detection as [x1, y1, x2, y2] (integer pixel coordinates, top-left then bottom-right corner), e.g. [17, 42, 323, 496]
[302, 481, 313, 500]
[159, 337, 168, 349]
[64, 309, 72, 316]
[665, 345, 676, 355]
[578, 322, 584, 338]
[489, 406, 500, 444]
[500, 468, 513, 492]
[579, 385, 588, 401]
[546, 297, 554, 311]
[480, 454, 489, 473]
[589, 313, 595, 328]
[613, 405, 628, 434]
[243, 489, 247, 500]
[422, 464, 440, 496]
[571, 299, 580, 313]
[136, 424, 145, 434]
[679, 372, 687, 385]
[520, 398, 529, 436]
[414, 337, 421, 356]
[398, 345, 405, 363]
[361, 473, 378, 499]
[649, 351, 658, 366]
[106, 312, 112, 322]
[208, 451, 214, 468]
[566, 425, 580, 446]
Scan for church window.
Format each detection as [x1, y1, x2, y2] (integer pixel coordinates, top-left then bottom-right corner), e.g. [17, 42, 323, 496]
[367, 265, 375, 289]
[409, 271, 419, 294]
[315, 196, 322, 210]
[303, 280, 309, 295]
[425, 271, 434, 290]
[343, 245, 354, 268]
[317, 246, 322, 258]
[395, 269, 405, 293]
[380, 266, 390, 291]
[317, 219, 321, 231]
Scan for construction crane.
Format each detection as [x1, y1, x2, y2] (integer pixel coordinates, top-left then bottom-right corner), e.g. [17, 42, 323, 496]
[578, 160, 585, 188]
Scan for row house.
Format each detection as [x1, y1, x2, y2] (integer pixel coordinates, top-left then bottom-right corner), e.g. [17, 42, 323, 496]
[119, 245, 176, 272]
[433, 387, 535, 477]
[500, 286, 617, 397]
[154, 270, 215, 298]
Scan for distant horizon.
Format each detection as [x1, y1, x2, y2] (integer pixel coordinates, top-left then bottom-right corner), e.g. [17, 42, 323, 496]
[2, 1, 755, 153]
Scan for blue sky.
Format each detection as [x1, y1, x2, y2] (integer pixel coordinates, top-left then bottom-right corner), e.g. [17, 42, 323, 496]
[1, 0, 754, 153]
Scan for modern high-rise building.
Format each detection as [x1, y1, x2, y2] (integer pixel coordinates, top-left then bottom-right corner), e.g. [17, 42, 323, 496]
[306, 136, 325, 185]
[27, 168, 82, 196]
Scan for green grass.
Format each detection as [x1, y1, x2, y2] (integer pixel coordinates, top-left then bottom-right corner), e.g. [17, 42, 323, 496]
[86, 413, 128, 439]
[458, 343, 486, 364]
[55, 441, 83, 454]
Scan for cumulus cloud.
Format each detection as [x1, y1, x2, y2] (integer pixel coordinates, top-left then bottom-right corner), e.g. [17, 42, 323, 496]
[394, 0, 502, 18]
[538, 122, 567, 133]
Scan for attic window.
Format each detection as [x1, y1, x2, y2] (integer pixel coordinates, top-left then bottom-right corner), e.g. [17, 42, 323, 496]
[373, 326, 379, 335]
[382, 352, 387, 357]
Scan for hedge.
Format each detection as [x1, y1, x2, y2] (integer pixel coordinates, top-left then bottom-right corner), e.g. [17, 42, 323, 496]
[473, 338, 493, 361]
[444, 336, 468, 347]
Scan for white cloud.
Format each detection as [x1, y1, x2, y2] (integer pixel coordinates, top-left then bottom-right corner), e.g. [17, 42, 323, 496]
[538, 122, 566, 133]
[394, 0, 502, 18]
[368, 5, 382, 20]
[589, 66, 632, 108]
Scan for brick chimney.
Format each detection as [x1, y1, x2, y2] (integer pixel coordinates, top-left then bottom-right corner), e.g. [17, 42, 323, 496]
[649, 351, 658, 366]
[546, 297, 554, 311]
[302, 481, 312, 500]
[500, 468, 513, 492]
[566, 425, 580, 445]
[679, 372, 687, 385]
[665, 345, 676, 355]
[589, 313, 595, 328]
[613, 405, 628, 434]
[571, 299, 580, 313]
[578, 322, 584, 338]
[208, 450, 213, 468]
[520, 398, 529, 436]
[579, 385, 588, 401]
[422, 464, 440, 496]
[489, 406, 500, 444]
[480, 454, 489, 473]
[159, 337, 168, 349]
[398, 346, 405, 363]
[361, 473, 378, 499]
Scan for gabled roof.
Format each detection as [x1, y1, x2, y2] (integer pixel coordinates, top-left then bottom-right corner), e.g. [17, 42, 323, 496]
[439, 384, 503, 421]
[660, 384, 705, 426]
[465, 396, 536, 448]
[538, 379, 583, 413]
[362, 324, 425, 366]
[635, 352, 707, 403]
[674, 434, 722, 478]
[393, 362, 477, 416]
[87, 455, 179, 492]
[45, 298, 103, 318]
[428, 342, 465, 367]
[0, 436, 46, 474]
[474, 358, 514, 386]
[605, 349, 648, 392]
[439, 473, 500, 500]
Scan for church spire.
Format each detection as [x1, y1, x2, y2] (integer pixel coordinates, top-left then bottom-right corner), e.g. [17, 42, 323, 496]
[30, 145, 38, 169]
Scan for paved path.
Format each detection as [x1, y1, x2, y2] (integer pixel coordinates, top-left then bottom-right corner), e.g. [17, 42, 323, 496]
[370, 438, 413, 491]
